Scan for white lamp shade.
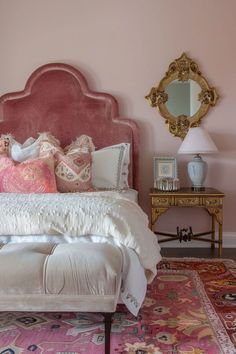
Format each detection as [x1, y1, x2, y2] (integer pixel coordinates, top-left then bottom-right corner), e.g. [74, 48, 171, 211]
[178, 127, 218, 154]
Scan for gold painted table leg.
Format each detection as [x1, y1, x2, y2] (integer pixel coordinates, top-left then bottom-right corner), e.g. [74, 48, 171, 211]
[218, 222, 223, 257]
[211, 215, 215, 249]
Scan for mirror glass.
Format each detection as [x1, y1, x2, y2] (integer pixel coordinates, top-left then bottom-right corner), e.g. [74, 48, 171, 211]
[165, 80, 202, 117]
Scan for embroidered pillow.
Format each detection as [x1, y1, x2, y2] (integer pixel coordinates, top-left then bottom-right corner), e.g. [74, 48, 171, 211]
[39, 134, 95, 193]
[0, 156, 57, 193]
[65, 134, 95, 154]
[91, 143, 130, 189]
[0, 156, 12, 172]
[39, 140, 63, 159]
[54, 151, 93, 193]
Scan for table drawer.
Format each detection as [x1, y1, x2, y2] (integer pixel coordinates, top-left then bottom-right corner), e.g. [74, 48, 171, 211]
[151, 196, 171, 207]
[203, 197, 222, 207]
[175, 197, 200, 207]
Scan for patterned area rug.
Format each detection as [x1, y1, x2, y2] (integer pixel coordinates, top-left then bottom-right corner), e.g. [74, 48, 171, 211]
[0, 258, 236, 354]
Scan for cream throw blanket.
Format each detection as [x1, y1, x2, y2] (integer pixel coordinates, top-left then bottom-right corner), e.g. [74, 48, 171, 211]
[0, 191, 161, 282]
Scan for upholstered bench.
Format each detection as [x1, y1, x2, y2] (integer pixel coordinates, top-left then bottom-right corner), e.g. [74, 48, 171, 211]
[0, 242, 123, 354]
[0, 242, 123, 311]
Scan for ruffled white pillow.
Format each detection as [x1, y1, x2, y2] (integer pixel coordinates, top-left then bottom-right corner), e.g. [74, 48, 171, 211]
[11, 138, 38, 162]
[11, 133, 59, 162]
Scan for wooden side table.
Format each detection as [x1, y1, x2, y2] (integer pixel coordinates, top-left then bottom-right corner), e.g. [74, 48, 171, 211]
[149, 188, 224, 257]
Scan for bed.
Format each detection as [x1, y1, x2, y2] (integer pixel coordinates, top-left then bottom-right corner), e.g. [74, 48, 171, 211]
[0, 63, 161, 353]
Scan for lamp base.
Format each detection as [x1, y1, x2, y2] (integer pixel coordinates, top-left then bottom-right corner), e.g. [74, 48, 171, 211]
[191, 186, 205, 191]
[187, 154, 207, 190]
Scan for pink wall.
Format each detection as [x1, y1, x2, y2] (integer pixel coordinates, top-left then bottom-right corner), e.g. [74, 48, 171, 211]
[0, 0, 236, 235]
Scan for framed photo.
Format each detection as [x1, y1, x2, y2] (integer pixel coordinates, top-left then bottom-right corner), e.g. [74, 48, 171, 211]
[153, 156, 177, 186]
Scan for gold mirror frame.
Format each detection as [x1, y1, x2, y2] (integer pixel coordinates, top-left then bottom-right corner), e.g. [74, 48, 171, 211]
[145, 53, 219, 139]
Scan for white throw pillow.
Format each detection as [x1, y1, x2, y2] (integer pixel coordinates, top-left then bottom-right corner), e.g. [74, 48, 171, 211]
[11, 137, 38, 162]
[91, 143, 130, 189]
[10, 133, 59, 163]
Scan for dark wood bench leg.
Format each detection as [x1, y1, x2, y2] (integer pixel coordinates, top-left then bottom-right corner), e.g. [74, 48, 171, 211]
[102, 312, 114, 354]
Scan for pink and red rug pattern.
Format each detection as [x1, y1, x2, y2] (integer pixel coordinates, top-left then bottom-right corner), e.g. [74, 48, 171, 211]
[0, 258, 236, 353]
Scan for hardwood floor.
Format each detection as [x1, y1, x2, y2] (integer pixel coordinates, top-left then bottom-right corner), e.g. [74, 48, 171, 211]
[161, 247, 236, 260]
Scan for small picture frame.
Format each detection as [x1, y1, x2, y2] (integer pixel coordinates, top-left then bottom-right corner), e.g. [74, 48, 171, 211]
[153, 156, 178, 187]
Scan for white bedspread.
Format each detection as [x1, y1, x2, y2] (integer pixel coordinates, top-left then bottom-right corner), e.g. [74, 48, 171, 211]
[0, 191, 161, 282]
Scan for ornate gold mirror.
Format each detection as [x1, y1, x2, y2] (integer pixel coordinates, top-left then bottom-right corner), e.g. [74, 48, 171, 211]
[145, 53, 218, 139]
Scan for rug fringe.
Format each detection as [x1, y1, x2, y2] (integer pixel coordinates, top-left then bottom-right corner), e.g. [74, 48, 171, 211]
[162, 256, 236, 262]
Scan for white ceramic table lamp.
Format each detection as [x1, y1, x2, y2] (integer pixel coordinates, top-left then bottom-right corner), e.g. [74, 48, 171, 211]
[178, 127, 218, 190]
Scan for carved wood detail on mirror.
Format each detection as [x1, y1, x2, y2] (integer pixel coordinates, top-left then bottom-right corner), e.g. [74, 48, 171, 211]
[145, 53, 219, 139]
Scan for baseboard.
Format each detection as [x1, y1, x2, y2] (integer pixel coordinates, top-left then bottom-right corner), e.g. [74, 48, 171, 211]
[159, 232, 236, 248]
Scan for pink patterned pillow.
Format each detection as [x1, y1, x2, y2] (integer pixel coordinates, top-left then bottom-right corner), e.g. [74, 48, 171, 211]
[0, 156, 57, 193]
[64, 135, 95, 154]
[39, 136, 63, 159]
[54, 151, 93, 192]
[0, 135, 14, 157]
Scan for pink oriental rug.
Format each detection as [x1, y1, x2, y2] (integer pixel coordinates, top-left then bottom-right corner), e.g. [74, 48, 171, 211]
[0, 258, 236, 353]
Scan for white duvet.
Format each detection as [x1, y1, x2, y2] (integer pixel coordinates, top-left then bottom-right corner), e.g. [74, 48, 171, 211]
[0, 191, 161, 282]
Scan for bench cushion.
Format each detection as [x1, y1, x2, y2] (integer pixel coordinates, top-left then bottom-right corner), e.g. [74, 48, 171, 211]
[0, 242, 123, 312]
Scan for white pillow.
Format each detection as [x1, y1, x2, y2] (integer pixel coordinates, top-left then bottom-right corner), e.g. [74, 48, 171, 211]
[10, 133, 59, 162]
[91, 143, 130, 189]
[11, 137, 39, 162]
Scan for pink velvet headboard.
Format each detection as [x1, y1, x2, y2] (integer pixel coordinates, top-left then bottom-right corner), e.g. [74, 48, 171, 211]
[0, 63, 139, 190]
